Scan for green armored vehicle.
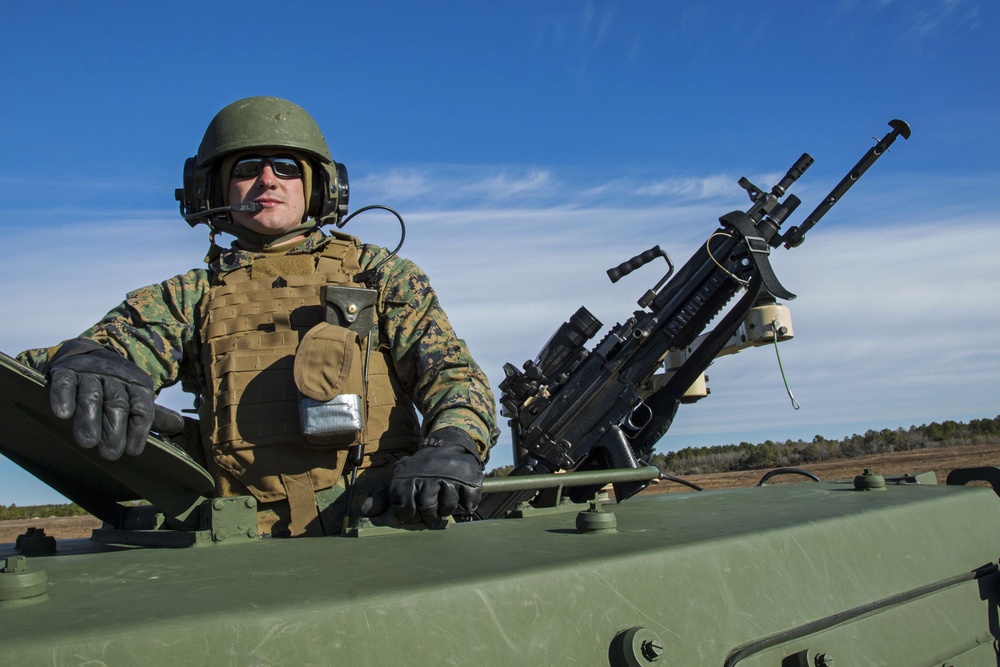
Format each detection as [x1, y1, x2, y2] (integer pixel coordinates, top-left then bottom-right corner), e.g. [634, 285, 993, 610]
[2, 348, 999, 666]
[6, 118, 998, 666]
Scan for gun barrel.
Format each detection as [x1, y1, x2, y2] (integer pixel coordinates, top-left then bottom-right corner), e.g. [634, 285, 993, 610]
[773, 153, 814, 196]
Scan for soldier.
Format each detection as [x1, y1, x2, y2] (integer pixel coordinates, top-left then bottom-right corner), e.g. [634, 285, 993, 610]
[18, 96, 498, 536]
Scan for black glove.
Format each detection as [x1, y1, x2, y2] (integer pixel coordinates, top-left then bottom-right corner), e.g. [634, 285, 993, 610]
[389, 427, 484, 525]
[48, 339, 156, 461]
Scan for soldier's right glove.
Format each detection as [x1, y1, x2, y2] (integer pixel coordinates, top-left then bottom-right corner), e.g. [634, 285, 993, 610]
[388, 427, 484, 525]
[48, 338, 156, 461]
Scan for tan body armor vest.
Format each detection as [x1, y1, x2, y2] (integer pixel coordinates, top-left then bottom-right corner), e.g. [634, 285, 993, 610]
[197, 235, 421, 503]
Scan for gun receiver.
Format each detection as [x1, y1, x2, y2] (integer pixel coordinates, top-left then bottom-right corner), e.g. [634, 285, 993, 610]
[476, 120, 910, 520]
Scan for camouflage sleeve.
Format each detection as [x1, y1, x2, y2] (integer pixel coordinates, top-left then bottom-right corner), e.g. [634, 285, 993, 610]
[15, 346, 59, 372]
[18, 269, 210, 396]
[364, 247, 499, 461]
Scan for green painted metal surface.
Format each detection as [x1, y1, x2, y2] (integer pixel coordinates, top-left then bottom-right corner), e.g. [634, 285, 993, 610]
[2, 481, 998, 665]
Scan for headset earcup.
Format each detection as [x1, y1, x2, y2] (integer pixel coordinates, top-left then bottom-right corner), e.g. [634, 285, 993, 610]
[315, 162, 349, 224]
[334, 162, 350, 220]
[177, 156, 219, 226]
[179, 157, 197, 212]
[309, 164, 325, 218]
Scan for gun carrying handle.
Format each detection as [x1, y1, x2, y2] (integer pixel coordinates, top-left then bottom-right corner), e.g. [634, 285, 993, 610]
[607, 246, 676, 309]
[607, 246, 669, 283]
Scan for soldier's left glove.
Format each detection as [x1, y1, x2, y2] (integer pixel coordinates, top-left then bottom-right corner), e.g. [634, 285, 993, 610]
[389, 427, 484, 525]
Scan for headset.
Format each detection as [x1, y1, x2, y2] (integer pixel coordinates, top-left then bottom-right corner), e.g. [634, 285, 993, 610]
[175, 155, 349, 228]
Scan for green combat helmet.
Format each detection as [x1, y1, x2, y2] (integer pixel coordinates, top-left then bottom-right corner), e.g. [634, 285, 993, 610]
[175, 96, 350, 248]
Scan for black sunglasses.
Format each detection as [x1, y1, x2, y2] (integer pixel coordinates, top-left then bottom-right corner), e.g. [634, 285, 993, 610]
[231, 155, 303, 179]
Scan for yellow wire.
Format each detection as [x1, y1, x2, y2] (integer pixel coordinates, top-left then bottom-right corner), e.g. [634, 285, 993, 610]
[705, 232, 750, 288]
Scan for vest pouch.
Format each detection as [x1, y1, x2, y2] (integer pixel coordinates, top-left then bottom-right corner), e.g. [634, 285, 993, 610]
[294, 322, 366, 448]
[322, 285, 378, 337]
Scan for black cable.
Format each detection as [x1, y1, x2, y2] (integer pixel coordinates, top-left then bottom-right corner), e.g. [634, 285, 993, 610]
[337, 204, 407, 285]
[756, 467, 821, 486]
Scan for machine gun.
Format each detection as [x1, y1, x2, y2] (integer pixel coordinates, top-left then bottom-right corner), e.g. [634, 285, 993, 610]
[475, 120, 911, 520]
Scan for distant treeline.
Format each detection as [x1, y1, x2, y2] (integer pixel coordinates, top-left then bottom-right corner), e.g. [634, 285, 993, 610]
[0, 502, 89, 521]
[486, 416, 1000, 478]
[651, 415, 1000, 476]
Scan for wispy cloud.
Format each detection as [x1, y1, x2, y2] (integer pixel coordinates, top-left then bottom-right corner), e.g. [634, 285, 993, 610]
[633, 175, 742, 199]
[534, 1, 647, 84]
[356, 164, 758, 215]
[354, 166, 557, 208]
[581, 1, 616, 46]
[902, 0, 981, 43]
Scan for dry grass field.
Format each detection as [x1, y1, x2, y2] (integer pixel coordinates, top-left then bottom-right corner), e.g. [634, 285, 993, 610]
[640, 443, 998, 494]
[0, 515, 103, 544]
[2, 443, 996, 544]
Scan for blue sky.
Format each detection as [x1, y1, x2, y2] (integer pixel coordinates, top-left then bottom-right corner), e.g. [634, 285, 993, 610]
[1, 1, 997, 505]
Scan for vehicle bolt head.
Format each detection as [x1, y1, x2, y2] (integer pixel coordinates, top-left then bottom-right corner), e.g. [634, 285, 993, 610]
[814, 653, 834, 667]
[854, 469, 886, 491]
[576, 506, 617, 532]
[641, 639, 664, 661]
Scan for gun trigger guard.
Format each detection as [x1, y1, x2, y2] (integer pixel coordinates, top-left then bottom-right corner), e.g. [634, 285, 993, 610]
[719, 212, 796, 301]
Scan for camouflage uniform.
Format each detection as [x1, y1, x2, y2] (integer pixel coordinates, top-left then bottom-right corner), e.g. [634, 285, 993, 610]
[20, 230, 497, 532]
